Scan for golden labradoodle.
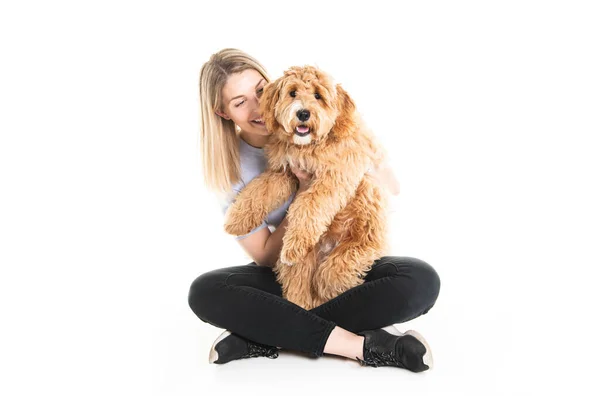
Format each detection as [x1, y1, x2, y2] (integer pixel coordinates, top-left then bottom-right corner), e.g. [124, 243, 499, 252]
[224, 65, 389, 310]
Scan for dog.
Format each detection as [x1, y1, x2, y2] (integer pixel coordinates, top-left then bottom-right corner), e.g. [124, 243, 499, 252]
[224, 65, 389, 310]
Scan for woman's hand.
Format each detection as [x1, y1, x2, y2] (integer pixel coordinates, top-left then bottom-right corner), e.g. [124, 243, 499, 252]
[290, 164, 313, 194]
[368, 160, 400, 196]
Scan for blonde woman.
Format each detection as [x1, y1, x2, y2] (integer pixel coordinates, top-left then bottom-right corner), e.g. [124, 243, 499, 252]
[188, 48, 441, 372]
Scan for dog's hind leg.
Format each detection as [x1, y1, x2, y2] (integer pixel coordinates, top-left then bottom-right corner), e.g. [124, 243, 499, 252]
[273, 248, 320, 310]
[312, 179, 388, 303]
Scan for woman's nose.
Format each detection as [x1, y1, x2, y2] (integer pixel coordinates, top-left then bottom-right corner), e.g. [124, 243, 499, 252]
[250, 94, 260, 105]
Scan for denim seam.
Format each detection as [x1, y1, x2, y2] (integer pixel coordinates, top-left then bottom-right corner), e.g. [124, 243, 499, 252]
[224, 270, 272, 280]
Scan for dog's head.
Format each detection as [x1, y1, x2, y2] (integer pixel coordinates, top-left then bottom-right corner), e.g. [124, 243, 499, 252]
[259, 65, 356, 146]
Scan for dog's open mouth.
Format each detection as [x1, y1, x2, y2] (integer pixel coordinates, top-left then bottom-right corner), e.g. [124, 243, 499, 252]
[295, 125, 310, 137]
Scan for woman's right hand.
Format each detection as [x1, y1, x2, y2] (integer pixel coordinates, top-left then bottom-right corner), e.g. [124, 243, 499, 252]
[290, 164, 313, 194]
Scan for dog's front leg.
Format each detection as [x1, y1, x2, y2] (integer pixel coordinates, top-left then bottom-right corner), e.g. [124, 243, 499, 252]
[224, 169, 296, 236]
[280, 172, 359, 266]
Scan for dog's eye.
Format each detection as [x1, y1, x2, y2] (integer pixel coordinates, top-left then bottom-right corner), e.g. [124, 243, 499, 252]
[314, 93, 321, 100]
[290, 90, 296, 98]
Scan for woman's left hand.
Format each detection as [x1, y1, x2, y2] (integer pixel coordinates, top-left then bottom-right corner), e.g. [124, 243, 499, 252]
[368, 160, 400, 196]
[290, 164, 313, 194]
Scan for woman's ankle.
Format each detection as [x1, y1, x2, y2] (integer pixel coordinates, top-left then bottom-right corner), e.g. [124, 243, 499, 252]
[323, 326, 365, 360]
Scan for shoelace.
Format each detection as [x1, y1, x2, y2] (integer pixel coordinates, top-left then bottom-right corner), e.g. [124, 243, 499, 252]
[356, 344, 405, 368]
[243, 341, 279, 359]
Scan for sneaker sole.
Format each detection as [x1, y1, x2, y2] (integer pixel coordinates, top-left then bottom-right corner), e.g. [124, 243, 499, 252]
[381, 325, 403, 336]
[208, 330, 232, 364]
[404, 329, 434, 370]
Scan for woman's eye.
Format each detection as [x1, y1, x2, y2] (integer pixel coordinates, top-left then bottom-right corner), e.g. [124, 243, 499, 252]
[257, 88, 264, 97]
[235, 100, 245, 107]
[290, 90, 296, 97]
[314, 93, 321, 99]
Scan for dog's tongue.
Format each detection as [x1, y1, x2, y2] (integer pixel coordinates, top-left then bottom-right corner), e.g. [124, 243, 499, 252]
[296, 126, 309, 133]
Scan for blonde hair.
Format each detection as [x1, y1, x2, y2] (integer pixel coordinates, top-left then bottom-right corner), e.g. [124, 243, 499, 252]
[199, 48, 270, 195]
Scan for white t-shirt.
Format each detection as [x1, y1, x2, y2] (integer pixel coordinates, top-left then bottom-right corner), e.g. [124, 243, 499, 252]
[220, 138, 296, 240]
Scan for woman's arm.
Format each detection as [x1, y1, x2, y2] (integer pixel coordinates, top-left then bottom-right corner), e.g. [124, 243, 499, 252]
[261, 215, 291, 267]
[237, 204, 303, 268]
[234, 227, 270, 267]
[236, 165, 312, 267]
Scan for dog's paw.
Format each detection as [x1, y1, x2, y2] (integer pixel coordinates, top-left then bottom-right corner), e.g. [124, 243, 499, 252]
[281, 232, 314, 263]
[224, 220, 249, 236]
[281, 243, 312, 267]
[279, 247, 296, 267]
[314, 260, 365, 302]
[223, 205, 263, 236]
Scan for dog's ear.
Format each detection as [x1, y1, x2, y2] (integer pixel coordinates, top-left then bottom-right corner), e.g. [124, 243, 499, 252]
[260, 78, 282, 133]
[331, 84, 357, 138]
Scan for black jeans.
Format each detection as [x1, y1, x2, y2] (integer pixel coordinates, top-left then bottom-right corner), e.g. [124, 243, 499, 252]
[188, 256, 440, 358]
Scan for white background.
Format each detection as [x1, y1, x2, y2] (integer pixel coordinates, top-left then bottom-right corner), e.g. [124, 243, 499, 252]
[1, 0, 599, 395]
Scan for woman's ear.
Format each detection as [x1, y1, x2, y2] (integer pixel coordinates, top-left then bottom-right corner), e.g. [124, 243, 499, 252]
[331, 84, 357, 138]
[214, 109, 231, 120]
[259, 78, 282, 132]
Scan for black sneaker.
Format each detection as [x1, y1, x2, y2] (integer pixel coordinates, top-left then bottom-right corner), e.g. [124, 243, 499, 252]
[208, 330, 279, 364]
[356, 328, 433, 372]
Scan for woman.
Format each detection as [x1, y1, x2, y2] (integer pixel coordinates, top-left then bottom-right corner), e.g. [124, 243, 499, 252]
[188, 48, 441, 372]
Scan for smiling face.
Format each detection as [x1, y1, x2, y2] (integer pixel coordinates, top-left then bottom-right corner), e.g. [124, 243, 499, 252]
[260, 66, 346, 146]
[217, 68, 269, 138]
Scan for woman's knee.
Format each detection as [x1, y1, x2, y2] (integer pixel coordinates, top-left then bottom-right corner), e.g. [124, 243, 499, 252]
[410, 258, 441, 297]
[187, 270, 229, 321]
[387, 256, 441, 307]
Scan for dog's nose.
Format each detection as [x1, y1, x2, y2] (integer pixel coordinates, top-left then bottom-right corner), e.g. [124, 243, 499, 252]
[297, 109, 310, 122]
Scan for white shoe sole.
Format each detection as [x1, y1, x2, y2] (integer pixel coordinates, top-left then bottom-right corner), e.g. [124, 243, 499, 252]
[208, 330, 232, 364]
[381, 325, 403, 336]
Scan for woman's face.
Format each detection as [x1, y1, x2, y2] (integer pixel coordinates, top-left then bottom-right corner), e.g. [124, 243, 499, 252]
[217, 69, 268, 136]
